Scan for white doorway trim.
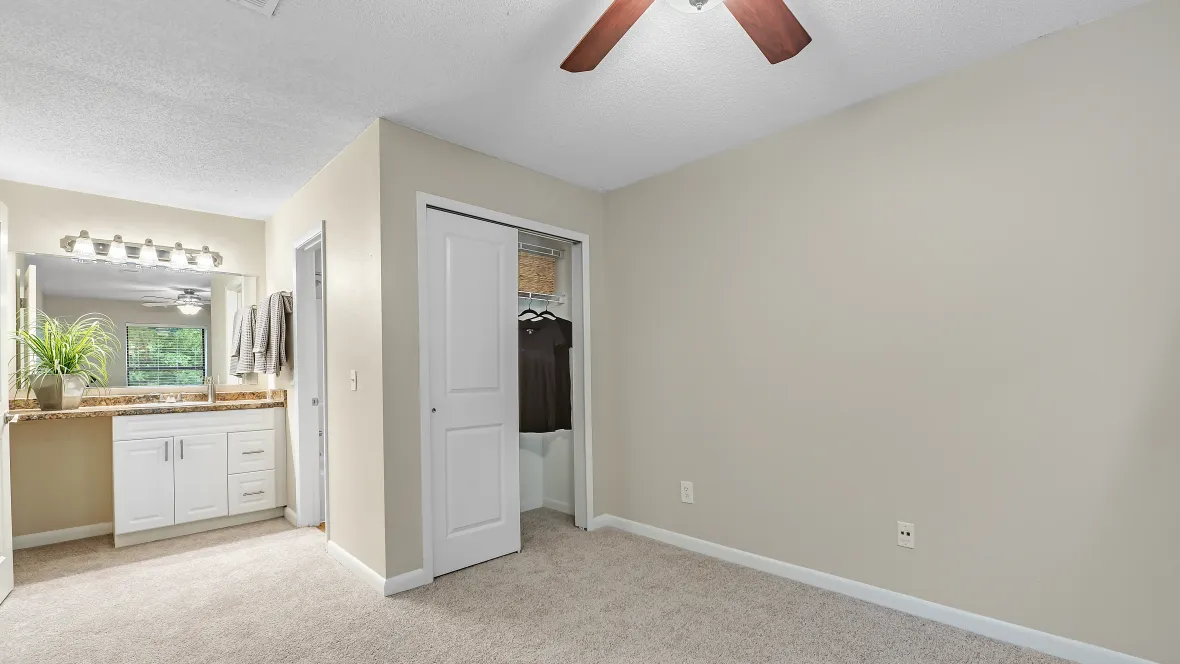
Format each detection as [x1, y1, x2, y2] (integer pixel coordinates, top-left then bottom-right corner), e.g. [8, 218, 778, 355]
[292, 224, 329, 531]
[0, 212, 13, 603]
[415, 192, 595, 581]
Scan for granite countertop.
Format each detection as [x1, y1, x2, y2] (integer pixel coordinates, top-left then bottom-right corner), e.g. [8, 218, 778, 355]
[6, 390, 286, 423]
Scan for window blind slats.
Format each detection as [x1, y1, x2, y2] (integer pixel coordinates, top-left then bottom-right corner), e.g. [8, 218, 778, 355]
[126, 325, 207, 387]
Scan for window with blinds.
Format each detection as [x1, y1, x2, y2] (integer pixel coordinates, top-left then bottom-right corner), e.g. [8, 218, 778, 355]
[126, 325, 207, 386]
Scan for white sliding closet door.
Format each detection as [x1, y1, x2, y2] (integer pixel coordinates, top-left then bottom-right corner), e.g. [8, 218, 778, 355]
[426, 208, 521, 576]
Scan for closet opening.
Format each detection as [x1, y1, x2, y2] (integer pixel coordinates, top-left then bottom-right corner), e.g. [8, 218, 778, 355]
[416, 194, 594, 581]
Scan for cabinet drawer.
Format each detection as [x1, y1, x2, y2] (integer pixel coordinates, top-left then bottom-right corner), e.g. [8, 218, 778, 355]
[228, 470, 276, 515]
[228, 430, 275, 474]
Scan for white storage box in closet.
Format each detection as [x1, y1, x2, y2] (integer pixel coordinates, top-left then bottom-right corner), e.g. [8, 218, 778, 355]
[112, 408, 286, 536]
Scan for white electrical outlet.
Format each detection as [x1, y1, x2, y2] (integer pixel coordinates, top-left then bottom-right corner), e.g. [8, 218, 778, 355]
[897, 521, 915, 549]
[680, 481, 694, 504]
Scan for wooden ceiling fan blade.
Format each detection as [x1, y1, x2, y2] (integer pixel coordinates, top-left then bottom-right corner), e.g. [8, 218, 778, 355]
[561, 0, 657, 72]
[725, 0, 812, 64]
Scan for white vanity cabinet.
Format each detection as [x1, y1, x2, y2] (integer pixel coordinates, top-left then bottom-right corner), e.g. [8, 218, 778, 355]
[112, 408, 286, 541]
[174, 433, 229, 524]
[112, 437, 175, 533]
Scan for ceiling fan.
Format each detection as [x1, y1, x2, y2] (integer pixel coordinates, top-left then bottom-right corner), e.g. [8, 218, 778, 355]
[561, 0, 811, 72]
[141, 288, 209, 316]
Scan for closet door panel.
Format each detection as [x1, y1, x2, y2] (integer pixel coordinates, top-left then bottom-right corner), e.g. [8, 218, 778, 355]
[427, 207, 521, 577]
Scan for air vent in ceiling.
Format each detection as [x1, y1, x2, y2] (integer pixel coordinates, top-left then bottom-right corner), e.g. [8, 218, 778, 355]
[228, 0, 279, 16]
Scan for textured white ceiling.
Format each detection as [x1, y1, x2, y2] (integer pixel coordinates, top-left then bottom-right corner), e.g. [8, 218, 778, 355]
[0, 0, 1148, 219]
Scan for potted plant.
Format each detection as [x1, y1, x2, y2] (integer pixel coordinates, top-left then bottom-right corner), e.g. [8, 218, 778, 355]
[12, 312, 118, 410]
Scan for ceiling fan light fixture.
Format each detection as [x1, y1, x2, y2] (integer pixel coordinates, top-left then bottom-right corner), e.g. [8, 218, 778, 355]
[177, 303, 203, 316]
[665, 0, 723, 13]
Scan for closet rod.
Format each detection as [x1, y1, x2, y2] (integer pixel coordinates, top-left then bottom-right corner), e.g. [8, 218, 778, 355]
[518, 291, 565, 305]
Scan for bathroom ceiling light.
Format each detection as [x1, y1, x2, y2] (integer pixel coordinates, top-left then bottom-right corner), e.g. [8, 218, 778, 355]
[169, 243, 190, 270]
[107, 235, 128, 264]
[60, 233, 223, 268]
[72, 230, 97, 261]
[195, 246, 216, 271]
[139, 239, 159, 267]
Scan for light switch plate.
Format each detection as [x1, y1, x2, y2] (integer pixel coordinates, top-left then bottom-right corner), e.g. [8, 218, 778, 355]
[349, 370, 358, 391]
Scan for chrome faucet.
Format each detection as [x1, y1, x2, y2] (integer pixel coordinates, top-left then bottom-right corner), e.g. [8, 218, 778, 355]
[205, 376, 217, 404]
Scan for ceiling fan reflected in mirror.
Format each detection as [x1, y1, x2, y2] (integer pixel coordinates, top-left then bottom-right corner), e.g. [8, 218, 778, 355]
[561, 0, 811, 72]
[141, 288, 209, 316]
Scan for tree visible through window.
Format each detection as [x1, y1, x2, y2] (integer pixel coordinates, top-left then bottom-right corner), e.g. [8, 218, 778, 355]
[126, 325, 207, 386]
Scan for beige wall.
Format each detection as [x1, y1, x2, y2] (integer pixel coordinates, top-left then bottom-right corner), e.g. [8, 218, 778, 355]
[377, 120, 610, 577]
[10, 419, 113, 536]
[0, 179, 265, 278]
[40, 295, 212, 388]
[265, 122, 387, 575]
[602, 1, 1179, 661]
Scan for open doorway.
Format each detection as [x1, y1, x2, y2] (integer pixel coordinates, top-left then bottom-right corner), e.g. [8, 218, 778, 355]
[293, 226, 328, 533]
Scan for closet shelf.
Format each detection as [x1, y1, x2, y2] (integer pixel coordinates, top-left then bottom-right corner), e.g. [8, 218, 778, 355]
[518, 291, 565, 305]
[518, 242, 564, 259]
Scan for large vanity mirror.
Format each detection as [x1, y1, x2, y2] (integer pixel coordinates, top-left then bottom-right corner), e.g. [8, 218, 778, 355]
[14, 253, 259, 389]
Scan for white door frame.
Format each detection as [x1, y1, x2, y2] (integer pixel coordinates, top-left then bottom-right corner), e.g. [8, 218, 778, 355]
[0, 212, 13, 601]
[416, 192, 595, 580]
[292, 224, 329, 531]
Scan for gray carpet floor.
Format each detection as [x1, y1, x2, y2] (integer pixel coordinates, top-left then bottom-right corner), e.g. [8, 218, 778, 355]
[0, 509, 1065, 663]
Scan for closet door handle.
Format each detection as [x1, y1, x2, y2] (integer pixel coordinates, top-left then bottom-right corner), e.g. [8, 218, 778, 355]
[164, 440, 168, 462]
[179, 439, 184, 460]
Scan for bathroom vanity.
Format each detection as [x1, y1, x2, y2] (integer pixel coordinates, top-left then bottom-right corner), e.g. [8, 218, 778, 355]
[7, 391, 287, 547]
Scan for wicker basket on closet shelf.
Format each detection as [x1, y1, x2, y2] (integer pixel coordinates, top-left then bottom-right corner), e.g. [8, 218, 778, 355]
[519, 252, 557, 294]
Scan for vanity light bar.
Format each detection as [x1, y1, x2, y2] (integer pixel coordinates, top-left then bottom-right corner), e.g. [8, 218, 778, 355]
[60, 232, 223, 269]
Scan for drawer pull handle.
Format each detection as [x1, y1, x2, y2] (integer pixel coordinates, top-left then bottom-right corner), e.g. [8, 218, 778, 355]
[243, 490, 266, 496]
[242, 450, 266, 455]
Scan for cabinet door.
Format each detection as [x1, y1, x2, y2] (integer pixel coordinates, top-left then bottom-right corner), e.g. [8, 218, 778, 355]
[113, 438, 175, 534]
[174, 433, 229, 524]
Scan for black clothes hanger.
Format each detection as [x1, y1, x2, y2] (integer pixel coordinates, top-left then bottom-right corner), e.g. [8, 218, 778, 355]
[537, 300, 558, 320]
[518, 295, 540, 320]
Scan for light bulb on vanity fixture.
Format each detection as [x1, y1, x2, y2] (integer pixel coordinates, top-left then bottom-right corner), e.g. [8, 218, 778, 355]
[138, 239, 159, 267]
[195, 246, 216, 271]
[107, 235, 128, 264]
[169, 243, 190, 270]
[71, 230, 97, 262]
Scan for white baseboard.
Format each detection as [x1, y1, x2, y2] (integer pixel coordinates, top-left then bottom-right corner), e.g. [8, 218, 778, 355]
[13, 522, 113, 550]
[542, 497, 572, 515]
[114, 508, 283, 548]
[325, 540, 431, 597]
[283, 507, 298, 526]
[591, 515, 1154, 664]
[385, 567, 431, 595]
